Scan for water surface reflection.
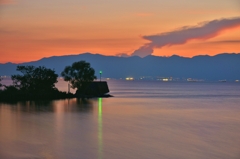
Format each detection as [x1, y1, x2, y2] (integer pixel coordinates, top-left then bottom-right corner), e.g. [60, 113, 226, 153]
[98, 98, 103, 159]
[1, 99, 94, 113]
[1, 91, 240, 159]
[0, 98, 98, 159]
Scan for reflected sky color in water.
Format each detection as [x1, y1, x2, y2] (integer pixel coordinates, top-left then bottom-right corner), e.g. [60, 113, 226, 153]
[0, 81, 240, 159]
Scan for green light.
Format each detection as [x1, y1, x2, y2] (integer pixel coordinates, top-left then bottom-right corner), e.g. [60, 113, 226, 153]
[99, 71, 102, 74]
[98, 98, 103, 159]
[98, 98, 102, 116]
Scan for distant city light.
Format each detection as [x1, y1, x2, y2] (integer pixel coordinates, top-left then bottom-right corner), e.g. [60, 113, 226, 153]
[126, 77, 134, 80]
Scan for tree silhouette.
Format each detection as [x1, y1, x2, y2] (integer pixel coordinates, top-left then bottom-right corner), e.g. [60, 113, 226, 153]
[12, 66, 58, 93]
[61, 61, 96, 92]
[0, 77, 2, 88]
[0, 66, 77, 101]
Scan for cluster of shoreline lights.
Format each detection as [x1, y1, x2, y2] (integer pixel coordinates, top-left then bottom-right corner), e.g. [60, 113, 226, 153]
[125, 77, 134, 81]
[1, 75, 240, 82]
[125, 77, 171, 81]
[119, 77, 240, 82]
[125, 77, 173, 81]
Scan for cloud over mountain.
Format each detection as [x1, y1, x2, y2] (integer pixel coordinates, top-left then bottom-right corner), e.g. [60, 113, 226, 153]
[132, 17, 240, 57]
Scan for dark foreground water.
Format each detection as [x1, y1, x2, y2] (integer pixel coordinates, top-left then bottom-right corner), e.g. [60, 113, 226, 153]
[1, 80, 240, 159]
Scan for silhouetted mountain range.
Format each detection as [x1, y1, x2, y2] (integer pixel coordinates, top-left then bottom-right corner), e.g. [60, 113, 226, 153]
[1, 53, 240, 81]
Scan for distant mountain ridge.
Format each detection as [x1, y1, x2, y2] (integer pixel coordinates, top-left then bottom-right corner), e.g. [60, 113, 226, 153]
[0, 53, 240, 81]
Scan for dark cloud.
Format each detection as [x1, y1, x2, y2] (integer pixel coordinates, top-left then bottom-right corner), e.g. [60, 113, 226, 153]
[132, 17, 240, 57]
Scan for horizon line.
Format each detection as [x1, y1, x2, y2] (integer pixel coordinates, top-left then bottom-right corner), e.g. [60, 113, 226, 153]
[1, 52, 240, 64]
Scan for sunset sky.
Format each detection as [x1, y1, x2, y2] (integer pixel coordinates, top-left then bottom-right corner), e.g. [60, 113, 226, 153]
[0, 0, 240, 63]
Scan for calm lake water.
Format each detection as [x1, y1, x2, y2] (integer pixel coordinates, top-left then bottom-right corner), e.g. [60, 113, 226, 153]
[1, 80, 240, 159]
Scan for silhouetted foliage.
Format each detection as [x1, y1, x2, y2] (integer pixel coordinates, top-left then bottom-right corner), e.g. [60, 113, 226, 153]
[12, 66, 58, 92]
[0, 65, 75, 102]
[0, 77, 2, 88]
[61, 61, 97, 91]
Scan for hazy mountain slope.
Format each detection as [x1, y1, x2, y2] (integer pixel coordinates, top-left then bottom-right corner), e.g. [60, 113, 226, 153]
[0, 53, 240, 80]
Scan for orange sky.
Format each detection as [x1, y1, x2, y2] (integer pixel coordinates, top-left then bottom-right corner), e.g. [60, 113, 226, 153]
[0, 0, 240, 63]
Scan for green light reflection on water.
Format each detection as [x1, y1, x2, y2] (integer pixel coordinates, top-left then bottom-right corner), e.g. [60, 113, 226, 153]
[98, 98, 103, 159]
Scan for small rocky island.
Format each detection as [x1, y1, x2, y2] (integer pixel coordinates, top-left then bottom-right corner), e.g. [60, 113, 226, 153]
[0, 61, 112, 102]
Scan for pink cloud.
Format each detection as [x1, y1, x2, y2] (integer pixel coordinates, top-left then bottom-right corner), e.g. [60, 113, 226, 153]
[132, 17, 240, 57]
[115, 53, 130, 57]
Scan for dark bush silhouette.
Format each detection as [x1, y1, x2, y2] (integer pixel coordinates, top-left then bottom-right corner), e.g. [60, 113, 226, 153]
[0, 77, 2, 88]
[61, 61, 97, 95]
[12, 66, 58, 92]
[0, 65, 74, 101]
